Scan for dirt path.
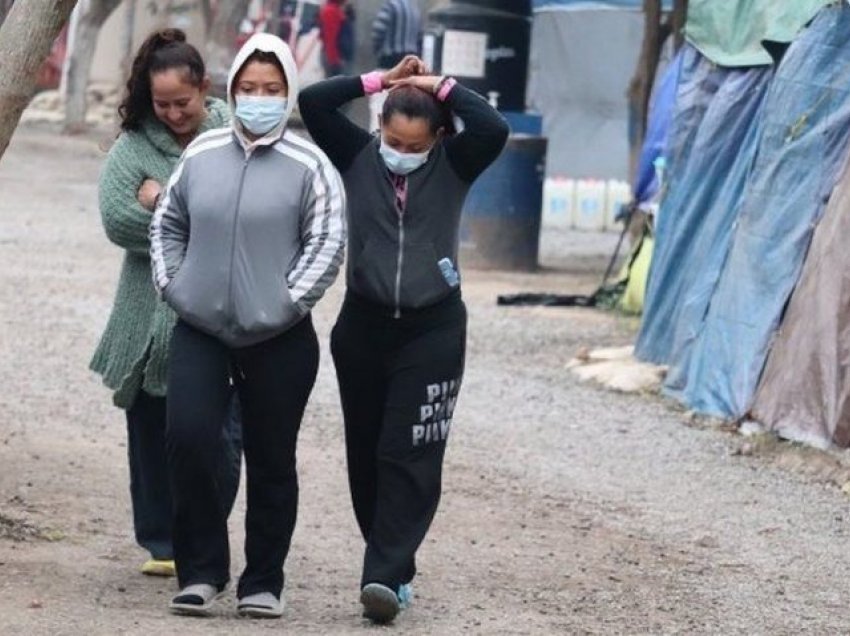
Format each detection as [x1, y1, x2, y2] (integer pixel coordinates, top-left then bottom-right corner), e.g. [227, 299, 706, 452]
[2, 125, 850, 635]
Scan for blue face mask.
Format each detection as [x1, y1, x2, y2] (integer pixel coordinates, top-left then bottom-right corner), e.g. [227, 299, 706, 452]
[379, 139, 431, 175]
[235, 96, 288, 136]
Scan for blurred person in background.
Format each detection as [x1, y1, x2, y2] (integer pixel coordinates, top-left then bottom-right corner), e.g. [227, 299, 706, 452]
[318, 0, 351, 77]
[368, 0, 421, 130]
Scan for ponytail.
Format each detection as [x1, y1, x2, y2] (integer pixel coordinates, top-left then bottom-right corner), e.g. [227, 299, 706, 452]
[382, 85, 455, 136]
[118, 28, 206, 132]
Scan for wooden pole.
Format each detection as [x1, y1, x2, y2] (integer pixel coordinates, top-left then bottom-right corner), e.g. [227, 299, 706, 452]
[672, 0, 687, 51]
[626, 0, 663, 186]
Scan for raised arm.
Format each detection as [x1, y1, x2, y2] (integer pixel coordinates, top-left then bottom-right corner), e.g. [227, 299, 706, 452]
[387, 75, 509, 183]
[98, 136, 158, 255]
[298, 75, 373, 172]
[298, 55, 428, 173]
[149, 154, 190, 296]
[441, 81, 510, 183]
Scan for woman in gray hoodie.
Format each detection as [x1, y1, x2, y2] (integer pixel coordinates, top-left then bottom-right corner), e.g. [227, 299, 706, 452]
[150, 33, 345, 618]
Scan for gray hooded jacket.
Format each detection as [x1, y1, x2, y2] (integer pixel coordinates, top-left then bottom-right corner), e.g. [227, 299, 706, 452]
[150, 34, 346, 347]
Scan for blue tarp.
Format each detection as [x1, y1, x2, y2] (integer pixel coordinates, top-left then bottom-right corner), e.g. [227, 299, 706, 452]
[637, 3, 850, 419]
[635, 56, 773, 365]
[633, 50, 683, 204]
[635, 45, 726, 364]
[675, 3, 850, 418]
[661, 67, 773, 399]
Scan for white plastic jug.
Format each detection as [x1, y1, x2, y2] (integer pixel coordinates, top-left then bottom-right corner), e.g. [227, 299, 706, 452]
[542, 177, 575, 229]
[574, 179, 606, 231]
[604, 180, 632, 232]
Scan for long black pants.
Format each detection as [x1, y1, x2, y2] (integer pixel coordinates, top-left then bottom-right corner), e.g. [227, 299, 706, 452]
[331, 291, 467, 590]
[125, 390, 242, 561]
[167, 317, 319, 597]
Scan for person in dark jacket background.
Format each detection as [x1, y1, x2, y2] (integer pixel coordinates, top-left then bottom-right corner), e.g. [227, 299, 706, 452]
[368, 0, 421, 131]
[299, 54, 508, 624]
[371, 0, 421, 69]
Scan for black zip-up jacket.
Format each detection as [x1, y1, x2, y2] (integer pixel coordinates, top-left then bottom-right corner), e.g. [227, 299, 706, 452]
[298, 75, 509, 316]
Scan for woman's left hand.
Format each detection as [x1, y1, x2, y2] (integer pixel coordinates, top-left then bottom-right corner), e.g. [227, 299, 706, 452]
[388, 75, 442, 94]
[137, 178, 163, 212]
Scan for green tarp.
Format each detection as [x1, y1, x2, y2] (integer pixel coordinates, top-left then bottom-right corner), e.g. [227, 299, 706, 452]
[685, 0, 832, 67]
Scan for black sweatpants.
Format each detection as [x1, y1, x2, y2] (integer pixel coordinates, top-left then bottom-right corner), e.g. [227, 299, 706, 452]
[125, 390, 242, 561]
[167, 317, 319, 598]
[331, 291, 467, 590]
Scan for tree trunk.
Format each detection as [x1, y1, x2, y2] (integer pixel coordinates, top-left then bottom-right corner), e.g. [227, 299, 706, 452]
[63, 0, 123, 134]
[0, 0, 15, 28]
[0, 0, 77, 162]
[626, 0, 665, 185]
[206, 0, 252, 90]
[672, 0, 688, 51]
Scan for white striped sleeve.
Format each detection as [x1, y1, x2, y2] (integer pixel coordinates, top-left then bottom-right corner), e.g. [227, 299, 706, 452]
[149, 156, 189, 294]
[276, 134, 346, 312]
[150, 130, 233, 294]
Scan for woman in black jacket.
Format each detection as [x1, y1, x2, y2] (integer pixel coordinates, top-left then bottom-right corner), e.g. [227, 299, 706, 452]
[299, 55, 508, 624]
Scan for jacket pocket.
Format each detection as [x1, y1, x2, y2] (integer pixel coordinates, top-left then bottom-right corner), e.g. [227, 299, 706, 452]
[400, 243, 453, 309]
[231, 276, 303, 337]
[162, 260, 227, 338]
[351, 236, 399, 305]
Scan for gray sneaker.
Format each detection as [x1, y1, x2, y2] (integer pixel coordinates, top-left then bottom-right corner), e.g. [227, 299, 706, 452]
[237, 591, 284, 618]
[169, 583, 226, 617]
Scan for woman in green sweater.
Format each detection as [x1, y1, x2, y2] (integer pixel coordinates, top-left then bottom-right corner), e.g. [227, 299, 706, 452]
[91, 28, 241, 577]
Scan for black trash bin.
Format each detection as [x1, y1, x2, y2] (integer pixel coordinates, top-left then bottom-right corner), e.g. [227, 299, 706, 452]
[423, 2, 532, 111]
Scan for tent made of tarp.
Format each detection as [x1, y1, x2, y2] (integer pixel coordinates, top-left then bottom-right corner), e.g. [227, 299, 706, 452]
[751, 154, 850, 450]
[685, 0, 832, 67]
[636, 2, 850, 419]
[635, 50, 773, 366]
[674, 4, 850, 419]
[528, 2, 646, 180]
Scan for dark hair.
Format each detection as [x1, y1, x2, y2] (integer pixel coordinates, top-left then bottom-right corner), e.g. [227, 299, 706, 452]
[233, 50, 287, 91]
[382, 86, 454, 135]
[118, 29, 205, 132]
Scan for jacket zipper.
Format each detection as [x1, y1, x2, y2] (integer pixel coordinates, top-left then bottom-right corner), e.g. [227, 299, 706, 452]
[394, 207, 405, 319]
[391, 173, 409, 320]
[227, 157, 251, 327]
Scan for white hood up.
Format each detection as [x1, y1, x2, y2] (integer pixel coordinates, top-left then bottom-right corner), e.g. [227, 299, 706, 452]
[227, 33, 299, 143]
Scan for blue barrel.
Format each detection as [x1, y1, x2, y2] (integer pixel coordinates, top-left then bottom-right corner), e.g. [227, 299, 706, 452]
[460, 135, 547, 271]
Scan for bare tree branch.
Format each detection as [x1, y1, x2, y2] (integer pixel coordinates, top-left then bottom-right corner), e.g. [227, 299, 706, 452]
[0, 0, 78, 161]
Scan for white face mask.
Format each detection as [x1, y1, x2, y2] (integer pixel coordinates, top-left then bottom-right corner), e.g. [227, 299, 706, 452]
[235, 95, 288, 136]
[379, 139, 431, 175]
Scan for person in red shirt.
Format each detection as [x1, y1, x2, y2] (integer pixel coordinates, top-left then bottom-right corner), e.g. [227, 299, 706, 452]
[318, 0, 349, 77]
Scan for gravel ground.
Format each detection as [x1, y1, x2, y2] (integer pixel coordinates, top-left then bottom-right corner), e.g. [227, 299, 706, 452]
[1, 124, 850, 635]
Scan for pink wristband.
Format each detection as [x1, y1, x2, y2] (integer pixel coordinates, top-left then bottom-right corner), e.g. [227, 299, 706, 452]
[436, 78, 457, 102]
[361, 71, 385, 95]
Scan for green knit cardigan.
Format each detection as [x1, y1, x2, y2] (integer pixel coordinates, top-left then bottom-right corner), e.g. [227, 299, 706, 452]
[90, 98, 231, 409]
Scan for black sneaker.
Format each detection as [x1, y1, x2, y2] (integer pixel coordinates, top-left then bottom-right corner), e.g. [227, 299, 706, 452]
[360, 582, 400, 624]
